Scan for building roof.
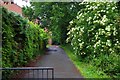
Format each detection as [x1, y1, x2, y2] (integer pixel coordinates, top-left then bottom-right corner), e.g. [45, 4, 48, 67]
[1, 0, 22, 15]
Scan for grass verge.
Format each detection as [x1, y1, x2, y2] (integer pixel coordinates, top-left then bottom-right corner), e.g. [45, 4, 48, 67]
[61, 44, 110, 78]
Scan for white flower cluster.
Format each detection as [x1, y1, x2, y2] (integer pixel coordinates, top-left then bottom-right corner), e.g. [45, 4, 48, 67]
[67, 2, 119, 58]
[101, 15, 108, 26]
[98, 28, 105, 35]
[105, 25, 111, 31]
[106, 40, 111, 47]
[94, 40, 101, 48]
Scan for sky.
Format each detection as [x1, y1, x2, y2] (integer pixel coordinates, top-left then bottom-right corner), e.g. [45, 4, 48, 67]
[13, 0, 31, 7]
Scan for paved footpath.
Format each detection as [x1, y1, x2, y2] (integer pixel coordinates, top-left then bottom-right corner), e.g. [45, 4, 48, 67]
[22, 45, 83, 79]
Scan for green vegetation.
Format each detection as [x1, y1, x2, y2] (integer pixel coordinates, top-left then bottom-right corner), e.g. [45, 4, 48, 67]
[2, 1, 120, 79]
[62, 44, 110, 78]
[22, 2, 82, 44]
[67, 2, 120, 78]
[2, 7, 48, 78]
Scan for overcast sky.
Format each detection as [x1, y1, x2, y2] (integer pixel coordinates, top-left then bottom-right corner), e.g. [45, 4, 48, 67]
[14, 0, 30, 7]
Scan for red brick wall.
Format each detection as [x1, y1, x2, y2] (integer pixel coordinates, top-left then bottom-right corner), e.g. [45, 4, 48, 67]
[1, 1, 22, 15]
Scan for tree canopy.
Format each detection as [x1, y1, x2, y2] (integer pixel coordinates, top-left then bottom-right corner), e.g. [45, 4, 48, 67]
[22, 2, 82, 44]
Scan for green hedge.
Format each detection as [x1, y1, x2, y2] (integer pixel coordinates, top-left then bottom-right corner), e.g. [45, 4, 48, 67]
[67, 2, 120, 78]
[2, 7, 48, 78]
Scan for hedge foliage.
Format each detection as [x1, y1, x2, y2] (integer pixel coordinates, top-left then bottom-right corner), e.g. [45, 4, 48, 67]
[67, 2, 120, 78]
[2, 7, 48, 68]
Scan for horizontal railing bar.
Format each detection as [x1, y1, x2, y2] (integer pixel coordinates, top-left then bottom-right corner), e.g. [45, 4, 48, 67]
[0, 67, 54, 70]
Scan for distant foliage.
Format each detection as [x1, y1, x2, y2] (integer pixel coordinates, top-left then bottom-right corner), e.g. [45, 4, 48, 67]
[67, 2, 120, 78]
[22, 6, 35, 21]
[23, 2, 82, 44]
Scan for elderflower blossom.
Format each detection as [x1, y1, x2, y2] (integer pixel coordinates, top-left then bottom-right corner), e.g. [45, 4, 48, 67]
[105, 25, 111, 31]
[106, 40, 111, 47]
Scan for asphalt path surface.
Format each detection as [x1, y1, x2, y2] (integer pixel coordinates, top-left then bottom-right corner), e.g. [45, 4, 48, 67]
[22, 45, 83, 79]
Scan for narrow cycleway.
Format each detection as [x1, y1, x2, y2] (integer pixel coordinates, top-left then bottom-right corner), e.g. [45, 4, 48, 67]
[23, 45, 83, 78]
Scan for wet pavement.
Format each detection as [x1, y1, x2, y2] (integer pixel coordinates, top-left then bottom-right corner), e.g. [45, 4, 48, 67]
[23, 45, 83, 78]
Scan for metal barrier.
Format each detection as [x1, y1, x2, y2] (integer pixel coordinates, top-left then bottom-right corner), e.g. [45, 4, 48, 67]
[0, 67, 54, 79]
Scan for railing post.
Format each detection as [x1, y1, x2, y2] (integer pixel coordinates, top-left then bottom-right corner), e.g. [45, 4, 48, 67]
[52, 68, 54, 80]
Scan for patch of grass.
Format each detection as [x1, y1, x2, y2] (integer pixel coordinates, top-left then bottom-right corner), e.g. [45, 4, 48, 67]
[61, 44, 110, 78]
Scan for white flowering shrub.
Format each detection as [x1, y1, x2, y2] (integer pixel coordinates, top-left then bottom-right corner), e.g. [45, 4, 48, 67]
[67, 2, 120, 77]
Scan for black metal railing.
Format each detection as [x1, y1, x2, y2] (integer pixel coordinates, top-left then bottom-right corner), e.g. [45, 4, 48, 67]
[0, 67, 54, 80]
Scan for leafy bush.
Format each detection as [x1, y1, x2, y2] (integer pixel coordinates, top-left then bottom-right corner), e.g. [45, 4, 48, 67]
[2, 7, 48, 67]
[2, 7, 48, 78]
[23, 2, 83, 44]
[67, 2, 120, 78]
